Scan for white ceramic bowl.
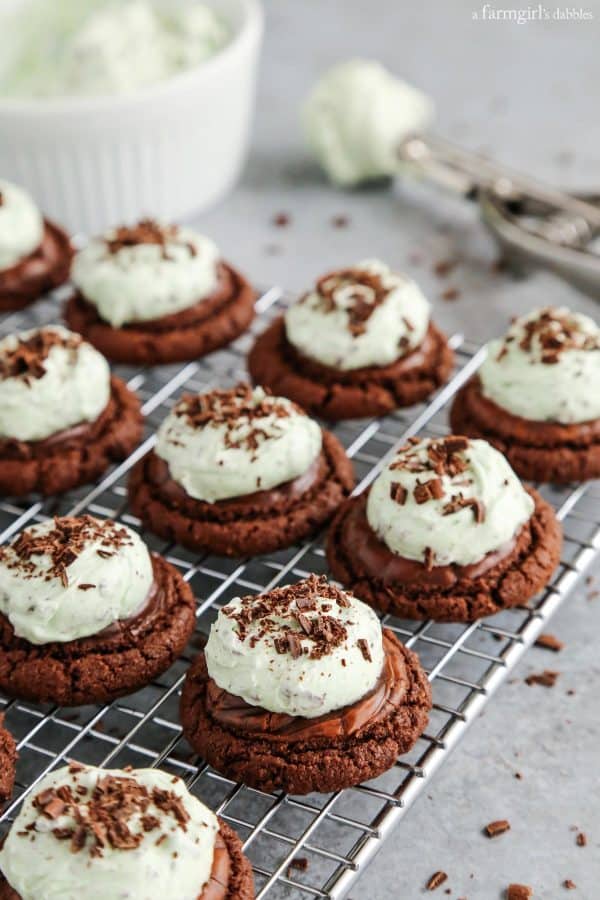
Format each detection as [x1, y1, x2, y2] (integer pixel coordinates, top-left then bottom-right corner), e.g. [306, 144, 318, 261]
[0, 0, 263, 233]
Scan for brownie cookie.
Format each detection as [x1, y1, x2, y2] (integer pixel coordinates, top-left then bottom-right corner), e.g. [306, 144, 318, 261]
[0, 763, 254, 900]
[64, 219, 255, 365]
[0, 179, 73, 313]
[181, 575, 431, 795]
[450, 307, 600, 483]
[327, 435, 562, 622]
[248, 260, 454, 420]
[0, 714, 16, 805]
[0, 516, 196, 706]
[0, 326, 143, 497]
[129, 384, 354, 558]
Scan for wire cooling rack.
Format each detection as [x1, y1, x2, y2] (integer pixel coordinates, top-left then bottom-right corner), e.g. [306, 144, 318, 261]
[0, 286, 599, 899]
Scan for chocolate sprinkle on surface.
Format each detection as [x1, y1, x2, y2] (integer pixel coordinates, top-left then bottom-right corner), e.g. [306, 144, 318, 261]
[506, 885, 533, 900]
[525, 669, 560, 687]
[427, 871, 448, 891]
[534, 633, 564, 652]
[485, 819, 511, 838]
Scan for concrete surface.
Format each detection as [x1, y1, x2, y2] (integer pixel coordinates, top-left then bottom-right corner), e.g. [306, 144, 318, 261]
[195, 1, 600, 896]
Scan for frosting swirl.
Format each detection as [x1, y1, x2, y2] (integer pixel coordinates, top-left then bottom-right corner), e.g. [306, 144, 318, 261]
[205, 574, 385, 718]
[303, 59, 434, 186]
[71, 220, 220, 327]
[479, 306, 600, 425]
[0, 180, 44, 270]
[155, 384, 322, 503]
[0, 516, 154, 644]
[366, 436, 534, 567]
[0, 763, 219, 900]
[0, 326, 111, 442]
[285, 259, 430, 370]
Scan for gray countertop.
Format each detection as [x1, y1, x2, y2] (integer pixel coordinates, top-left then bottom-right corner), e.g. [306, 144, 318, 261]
[196, 1, 600, 896]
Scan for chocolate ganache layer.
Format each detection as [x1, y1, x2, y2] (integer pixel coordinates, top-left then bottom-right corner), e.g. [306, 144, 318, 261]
[0, 220, 73, 312]
[205, 629, 407, 741]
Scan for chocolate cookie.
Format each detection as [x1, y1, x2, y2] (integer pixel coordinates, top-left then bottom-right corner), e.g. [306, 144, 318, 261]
[64, 263, 255, 366]
[327, 488, 562, 622]
[450, 376, 600, 484]
[0, 554, 195, 707]
[0, 376, 143, 497]
[248, 317, 454, 421]
[128, 429, 355, 558]
[180, 629, 431, 795]
[0, 220, 73, 313]
[0, 714, 17, 804]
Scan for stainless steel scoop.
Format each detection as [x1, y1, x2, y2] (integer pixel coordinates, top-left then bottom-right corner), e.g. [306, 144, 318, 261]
[398, 134, 600, 299]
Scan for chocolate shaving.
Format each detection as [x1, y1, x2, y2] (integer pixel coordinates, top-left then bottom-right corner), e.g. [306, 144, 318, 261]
[0, 328, 82, 383]
[104, 219, 194, 261]
[28, 769, 192, 858]
[525, 669, 559, 687]
[485, 819, 511, 838]
[506, 886, 533, 900]
[172, 383, 302, 457]
[0, 516, 133, 588]
[427, 871, 448, 891]
[424, 547, 435, 571]
[413, 477, 445, 504]
[534, 633, 564, 652]
[510, 307, 600, 364]
[356, 638, 372, 662]
[442, 494, 486, 523]
[225, 575, 352, 661]
[390, 482, 408, 505]
[310, 267, 390, 337]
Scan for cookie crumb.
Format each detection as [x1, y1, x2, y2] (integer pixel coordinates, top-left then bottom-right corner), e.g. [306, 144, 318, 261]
[576, 832, 587, 847]
[525, 669, 559, 687]
[272, 212, 291, 227]
[564, 880, 576, 890]
[433, 259, 457, 278]
[441, 287, 461, 302]
[485, 819, 511, 838]
[534, 633, 564, 652]
[286, 856, 309, 877]
[331, 214, 350, 228]
[427, 871, 448, 891]
[506, 886, 533, 899]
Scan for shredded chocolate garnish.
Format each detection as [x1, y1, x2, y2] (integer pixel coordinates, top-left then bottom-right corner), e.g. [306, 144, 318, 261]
[500, 307, 600, 365]
[307, 267, 391, 337]
[222, 574, 354, 661]
[423, 547, 435, 571]
[0, 329, 82, 383]
[171, 384, 303, 458]
[104, 219, 195, 261]
[356, 638, 372, 662]
[27, 770, 191, 858]
[442, 494, 486, 523]
[0, 516, 133, 588]
[413, 477, 445, 504]
[390, 482, 408, 505]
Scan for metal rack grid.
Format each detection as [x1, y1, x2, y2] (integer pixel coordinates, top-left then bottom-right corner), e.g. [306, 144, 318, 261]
[0, 287, 598, 899]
